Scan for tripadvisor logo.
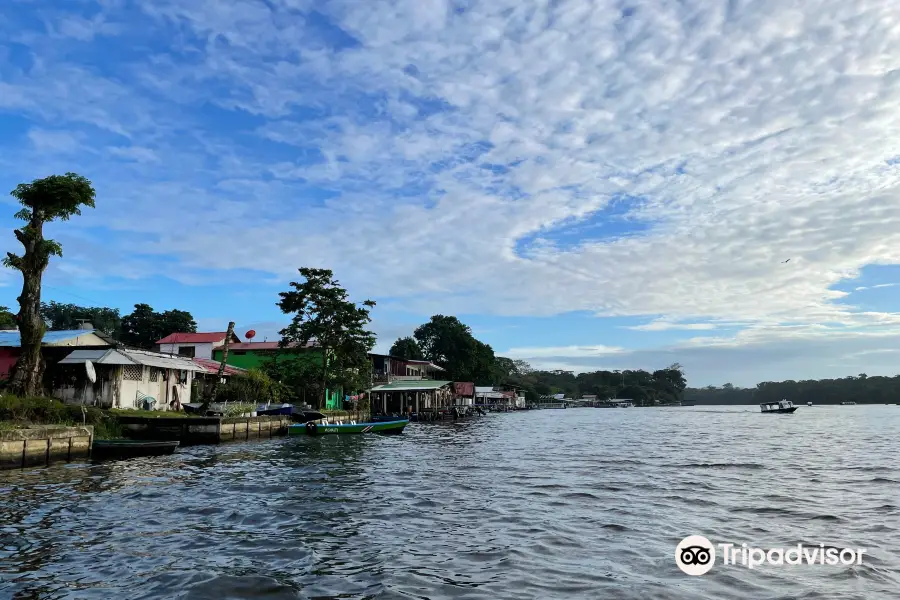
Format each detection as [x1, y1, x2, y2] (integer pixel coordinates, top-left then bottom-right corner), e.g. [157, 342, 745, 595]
[676, 535, 715, 576]
[675, 535, 868, 575]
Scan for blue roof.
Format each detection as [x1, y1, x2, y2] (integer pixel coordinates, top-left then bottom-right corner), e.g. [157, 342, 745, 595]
[0, 329, 97, 348]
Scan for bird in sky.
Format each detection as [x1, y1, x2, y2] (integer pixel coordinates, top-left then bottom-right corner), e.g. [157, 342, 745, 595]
[782, 258, 791, 263]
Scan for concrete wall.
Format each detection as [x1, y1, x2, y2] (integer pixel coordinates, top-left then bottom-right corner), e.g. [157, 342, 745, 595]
[117, 415, 291, 444]
[0, 426, 93, 470]
[159, 342, 215, 359]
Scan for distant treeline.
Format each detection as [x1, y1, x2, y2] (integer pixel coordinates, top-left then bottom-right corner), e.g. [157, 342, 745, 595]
[684, 375, 900, 405]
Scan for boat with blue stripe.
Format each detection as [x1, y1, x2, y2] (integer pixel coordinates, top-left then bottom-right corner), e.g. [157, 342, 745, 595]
[288, 418, 409, 436]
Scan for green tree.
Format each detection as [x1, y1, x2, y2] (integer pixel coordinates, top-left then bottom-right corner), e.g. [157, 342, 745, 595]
[276, 268, 376, 409]
[120, 303, 197, 348]
[3, 173, 96, 395]
[40, 300, 122, 336]
[389, 336, 423, 360]
[0, 306, 16, 329]
[413, 315, 495, 383]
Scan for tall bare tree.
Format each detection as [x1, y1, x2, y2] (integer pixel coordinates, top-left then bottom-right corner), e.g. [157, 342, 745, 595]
[3, 173, 95, 396]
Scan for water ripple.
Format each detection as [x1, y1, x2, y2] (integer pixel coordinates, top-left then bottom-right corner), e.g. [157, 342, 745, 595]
[0, 406, 898, 598]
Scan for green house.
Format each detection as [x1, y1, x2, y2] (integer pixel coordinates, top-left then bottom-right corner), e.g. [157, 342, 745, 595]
[211, 342, 343, 409]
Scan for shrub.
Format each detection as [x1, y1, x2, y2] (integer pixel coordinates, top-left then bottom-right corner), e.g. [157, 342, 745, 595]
[0, 395, 105, 425]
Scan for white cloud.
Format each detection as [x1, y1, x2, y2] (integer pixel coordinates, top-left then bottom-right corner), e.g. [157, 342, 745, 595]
[504, 345, 625, 359]
[625, 319, 718, 332]
[4, 0, 900, 382]
[508, 324, 900, 386]
[855, 283, 899, 291]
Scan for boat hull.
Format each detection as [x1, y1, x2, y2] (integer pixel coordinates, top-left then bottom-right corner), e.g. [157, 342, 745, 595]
[288, 419, 409, 436]
[761, 407, 798, 414]
[92, 440, 180, 459]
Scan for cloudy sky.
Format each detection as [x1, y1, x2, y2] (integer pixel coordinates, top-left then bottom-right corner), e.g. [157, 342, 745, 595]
[2, 0, 900, 387]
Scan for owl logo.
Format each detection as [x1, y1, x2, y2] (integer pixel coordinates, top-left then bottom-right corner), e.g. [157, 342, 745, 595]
[675, 535, 716, 575]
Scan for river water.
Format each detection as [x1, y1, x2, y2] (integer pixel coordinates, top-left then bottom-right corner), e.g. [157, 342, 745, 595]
[1, 405, 898, 599]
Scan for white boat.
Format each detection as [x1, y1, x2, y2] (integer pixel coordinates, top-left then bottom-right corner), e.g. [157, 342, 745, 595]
[614, 400, 634, 408]
[840, 401, 857, 406]
[760, 399, 798, 414]
[807, 402, 812, 407]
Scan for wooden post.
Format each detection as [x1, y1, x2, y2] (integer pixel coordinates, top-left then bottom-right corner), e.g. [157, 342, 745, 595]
[208, 321, 235, 405]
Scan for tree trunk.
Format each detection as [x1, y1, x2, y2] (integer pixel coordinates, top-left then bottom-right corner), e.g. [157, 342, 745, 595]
[207, 321, 235, 408]
[8, 217, 48, 397]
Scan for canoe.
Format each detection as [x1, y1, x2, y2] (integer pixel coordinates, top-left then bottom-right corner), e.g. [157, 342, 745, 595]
[256, 404, 294, 416]
[288, 419, 409, 436]
[92, 439, 180, 460]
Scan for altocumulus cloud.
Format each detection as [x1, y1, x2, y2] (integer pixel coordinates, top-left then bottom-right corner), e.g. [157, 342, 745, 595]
[3, 0, 900, 383]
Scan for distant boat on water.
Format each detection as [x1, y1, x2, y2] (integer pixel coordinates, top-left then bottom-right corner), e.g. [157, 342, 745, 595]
[760, 399, 798, 414]
[840, 401, 857, 406]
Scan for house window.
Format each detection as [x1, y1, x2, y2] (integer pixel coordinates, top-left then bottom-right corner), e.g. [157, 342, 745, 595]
[177, 346, 196, 358]
[123, 365, 142, 381]
[149, 368, 160, 382]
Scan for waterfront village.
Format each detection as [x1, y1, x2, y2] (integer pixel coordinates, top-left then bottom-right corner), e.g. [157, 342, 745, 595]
[0, 322, 617, 468]
[0, 327, 537, 415]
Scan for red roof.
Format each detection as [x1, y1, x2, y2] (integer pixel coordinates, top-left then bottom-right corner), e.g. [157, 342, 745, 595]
[213, 341, 317, 351]
[192, 358, 247, 376]
[157, 332, 240, 345]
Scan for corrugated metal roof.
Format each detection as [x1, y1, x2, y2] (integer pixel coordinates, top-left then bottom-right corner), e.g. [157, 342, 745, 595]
[475, 386, 495, 393]
[370, 380, 452, 392]
[192, 358, 248, 376]
[58, 349, 126, 364]
[0, 329, 106, 348]
[157, 332, 239, 344]
[405, 360, 445, 370]
[59, 348, 202, 371]
[124, 348, 202, 370]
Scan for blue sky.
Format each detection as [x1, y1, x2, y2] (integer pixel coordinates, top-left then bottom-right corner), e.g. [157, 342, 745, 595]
[3, 0, 900, 387]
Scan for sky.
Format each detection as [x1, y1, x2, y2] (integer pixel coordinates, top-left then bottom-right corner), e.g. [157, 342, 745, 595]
[2, 0, 900, 387]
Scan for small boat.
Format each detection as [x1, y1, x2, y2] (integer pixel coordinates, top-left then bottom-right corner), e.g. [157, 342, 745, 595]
[288, 418, 409, 436]
[840, 401, 857, 406]
[760, 400, 798, 414]
[92, 439, 180, 460]
[807, 402, 813, 407]
[256, 403, 294, 416]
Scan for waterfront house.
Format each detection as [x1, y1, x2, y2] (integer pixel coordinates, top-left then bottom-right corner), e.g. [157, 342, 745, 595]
[211, 341, 315, 369]
[369, 379, 454, 415]
[212, 341, 349, 408]
[453, 381, 475, 406]
[157, 331, 242, 359]
[53, 347, 201, 410]
[0, 328, 115, 380]
[369, 353, 445, 383]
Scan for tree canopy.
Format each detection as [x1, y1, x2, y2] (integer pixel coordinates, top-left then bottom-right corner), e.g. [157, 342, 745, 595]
[389, 336, 423, 360]
[40, 301, 122, 336]
[0, 306, 16, 329]
[497, 363, 688, 405]
[412, 315, 496, 383]
[276, 267, 376, 408]
[684, 374, 900, 405]
[3, 172, 96, 396]
[120, 303, 197, 349]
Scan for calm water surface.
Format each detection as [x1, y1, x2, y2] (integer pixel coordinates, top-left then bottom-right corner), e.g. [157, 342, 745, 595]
[1, 406, 899, 599]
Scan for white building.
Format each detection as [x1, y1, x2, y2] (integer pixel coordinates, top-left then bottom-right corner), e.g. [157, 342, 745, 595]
[156, 331, 241, 360]
[55, 348, 202, 410]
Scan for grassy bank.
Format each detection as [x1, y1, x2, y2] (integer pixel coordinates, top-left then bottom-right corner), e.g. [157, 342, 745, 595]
[0, 395, 125, 439]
